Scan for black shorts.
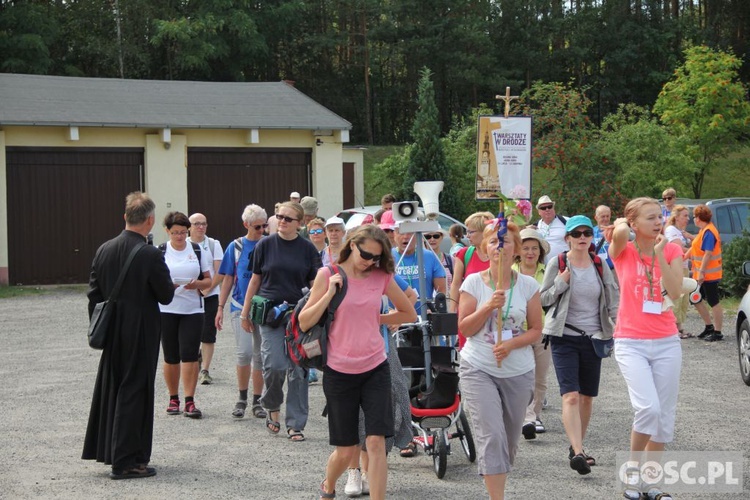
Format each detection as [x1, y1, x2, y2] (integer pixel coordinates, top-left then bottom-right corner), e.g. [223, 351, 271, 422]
[161, 312, 203, 364]
[201, 295, 219, 343]
[550, 334, 602, 397]
[700, 280, 721, 307]
[323, 361, 394, 447]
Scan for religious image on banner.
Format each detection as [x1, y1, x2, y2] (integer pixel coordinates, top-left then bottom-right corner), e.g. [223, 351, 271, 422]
[475, 115, 533, 200]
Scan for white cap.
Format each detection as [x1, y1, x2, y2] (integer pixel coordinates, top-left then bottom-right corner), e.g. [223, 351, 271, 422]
[290, 191, 301, 199]
[325, 216, 345, 227]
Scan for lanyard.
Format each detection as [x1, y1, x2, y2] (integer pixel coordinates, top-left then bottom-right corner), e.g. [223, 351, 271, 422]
[489, 270, 515, 324]
[634, 241, 656, 300]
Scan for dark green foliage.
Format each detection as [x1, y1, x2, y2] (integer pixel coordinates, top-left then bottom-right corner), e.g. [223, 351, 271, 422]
[720, 231, 750, 298]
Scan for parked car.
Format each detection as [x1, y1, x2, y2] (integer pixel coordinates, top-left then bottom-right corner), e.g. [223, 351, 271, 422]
[671, 197, 750, 245]
[736, 261, 750, 386]
[335, 205, 466, 255]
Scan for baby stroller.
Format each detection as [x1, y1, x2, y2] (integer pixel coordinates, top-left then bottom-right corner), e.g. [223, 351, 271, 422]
[396, 304, 476, 479]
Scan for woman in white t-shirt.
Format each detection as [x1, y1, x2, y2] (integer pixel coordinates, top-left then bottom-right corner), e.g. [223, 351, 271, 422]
[458, 221, 542, 499]
[664, 205, 694, 338]
[159, 212, 213, 419]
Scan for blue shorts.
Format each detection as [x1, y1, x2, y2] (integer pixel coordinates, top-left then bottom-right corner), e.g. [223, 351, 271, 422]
[550, 334, 602, 397]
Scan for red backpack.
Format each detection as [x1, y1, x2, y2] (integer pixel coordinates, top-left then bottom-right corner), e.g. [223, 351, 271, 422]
[285, 265, 347, 370]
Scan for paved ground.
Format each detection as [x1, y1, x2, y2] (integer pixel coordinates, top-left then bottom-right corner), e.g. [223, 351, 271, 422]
[1, 287, 749, 499]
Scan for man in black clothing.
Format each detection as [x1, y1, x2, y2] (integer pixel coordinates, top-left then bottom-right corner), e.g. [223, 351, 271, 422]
[82, 192, 174, 479]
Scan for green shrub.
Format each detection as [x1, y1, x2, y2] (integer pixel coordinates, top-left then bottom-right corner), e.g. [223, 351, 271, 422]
[720, 231, 750, 298]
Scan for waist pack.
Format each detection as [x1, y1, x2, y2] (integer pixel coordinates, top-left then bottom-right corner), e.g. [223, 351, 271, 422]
[250, 295, 273, 325]
[285, 265, 347, 370]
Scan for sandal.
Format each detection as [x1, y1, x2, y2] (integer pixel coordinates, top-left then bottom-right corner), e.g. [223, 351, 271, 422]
[645, 488, 673, 499]
[252, 403, 267, 419]
[679, 331, 694, 339]
[287, 429, 305, 442]
[231, 401, 247, 418]
[319, 480, 335, 499]
[265, 415, 281, 435]
[569, 445, 596, 466]
[400, 441, 417, 458]
[570, 453, 592, 475]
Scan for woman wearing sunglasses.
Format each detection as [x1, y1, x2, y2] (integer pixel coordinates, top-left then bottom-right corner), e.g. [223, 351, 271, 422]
[424, 230, 454, 291]
[215, 204, 269, 420]
[240, 201, 322, 441]
[540, 215, 618, 476]
[302, 225, 417, 500]
[307, 218, 327, 255]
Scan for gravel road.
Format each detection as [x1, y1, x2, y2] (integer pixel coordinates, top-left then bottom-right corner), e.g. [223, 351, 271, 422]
[1, 288, 748, 499]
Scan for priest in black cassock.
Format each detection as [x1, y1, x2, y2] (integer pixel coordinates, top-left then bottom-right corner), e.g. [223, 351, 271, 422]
[82, 191, 174, 479]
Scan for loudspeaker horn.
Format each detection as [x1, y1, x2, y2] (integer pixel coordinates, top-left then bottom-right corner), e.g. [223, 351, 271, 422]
[413, 181, 444, 219]
[392, 201, 420, 222]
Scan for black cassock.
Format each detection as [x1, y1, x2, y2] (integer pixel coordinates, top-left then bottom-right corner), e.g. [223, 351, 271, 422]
[82, 230, 174, 470]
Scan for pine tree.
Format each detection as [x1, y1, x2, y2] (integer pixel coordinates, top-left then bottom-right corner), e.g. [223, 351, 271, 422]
[399, 67, 461, 217]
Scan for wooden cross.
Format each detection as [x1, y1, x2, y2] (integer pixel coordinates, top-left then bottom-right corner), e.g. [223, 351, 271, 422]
[495, 87, 519, 118]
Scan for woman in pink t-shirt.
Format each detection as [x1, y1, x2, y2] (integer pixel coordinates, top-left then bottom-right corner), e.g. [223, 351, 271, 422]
[300, 225, 417, 500]
[608, 197, 684, 500]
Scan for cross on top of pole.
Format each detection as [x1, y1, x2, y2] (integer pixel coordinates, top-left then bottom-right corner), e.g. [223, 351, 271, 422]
[495, 87, 519, 118]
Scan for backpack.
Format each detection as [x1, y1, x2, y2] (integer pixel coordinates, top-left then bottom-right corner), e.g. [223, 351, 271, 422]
[548, 243, 604, 320]
[285, 265, 348, 370]
[158, 242, 203, 280]
[444, 253, 454, 276]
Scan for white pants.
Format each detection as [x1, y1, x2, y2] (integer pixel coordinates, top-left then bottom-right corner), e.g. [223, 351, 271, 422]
[615, 336, 682, 443]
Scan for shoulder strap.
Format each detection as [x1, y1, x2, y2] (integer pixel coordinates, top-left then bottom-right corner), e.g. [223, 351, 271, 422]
[110, 243, 146, 303]
[234, 237, 244, 265]
[326, 264, 348, 313]
[557, 251, 568, 273]
[556, 214, 567, 225]
[464, 245, 475, 268]
[208, 237, 216, 256]
[594, 236, 606, 254]
[444, 253, 454, 276]
[190, 242, 202, 280]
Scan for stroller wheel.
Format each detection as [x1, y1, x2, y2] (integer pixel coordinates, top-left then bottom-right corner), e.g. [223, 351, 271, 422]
[456, 410, 476, 463]
[433, 431, 448, 479]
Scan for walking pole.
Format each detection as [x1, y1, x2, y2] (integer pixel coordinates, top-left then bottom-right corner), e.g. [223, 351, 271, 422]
[495, 200, 507, 367]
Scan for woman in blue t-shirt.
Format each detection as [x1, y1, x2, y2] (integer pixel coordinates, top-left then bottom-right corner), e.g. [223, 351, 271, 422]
[240, 201, 322, 441]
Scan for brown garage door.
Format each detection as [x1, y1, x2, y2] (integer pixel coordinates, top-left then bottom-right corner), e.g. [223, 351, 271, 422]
[187, 148, 311, 248]
[6, 147, 143, 285]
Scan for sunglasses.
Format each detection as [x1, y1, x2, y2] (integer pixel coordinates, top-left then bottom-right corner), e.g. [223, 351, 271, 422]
[424, 234, 442, 240]
[170, 231, 188, 237]
[569, 229, 594, 238]
[663, 196, 674, 200]
[383, 229, 394, 233]
[192, 222, 207, 227]
[538, 205, 554, 211]
[252, 223, 269, 230]
[309, 229, 324, 235]
[276, 214, 299, 223]
[356, 243, 381, 261]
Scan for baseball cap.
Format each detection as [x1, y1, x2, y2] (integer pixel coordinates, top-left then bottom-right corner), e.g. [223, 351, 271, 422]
[290, 191, 301, 199]
[564, 215, 594, 233]
[325, 216, 345, 228]
[379, 210, 396, 230]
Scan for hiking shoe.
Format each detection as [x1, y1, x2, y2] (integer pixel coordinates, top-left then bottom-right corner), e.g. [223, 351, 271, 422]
[184, 400, 202, 419]
[522, 422, 537, 440]
[166, 399, 181, 415]
[704, 331, 724, 342]
[232, 401, 247, 418]
[198, 369, 213, 385]
[697, 325, 715, 339]
[361, 471, 369, 495]
[308, 369, 319, 383]
[535, 419, 546, 433]
[344, 468, 362, 497]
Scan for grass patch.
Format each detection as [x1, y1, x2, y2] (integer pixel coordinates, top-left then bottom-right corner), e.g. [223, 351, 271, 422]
[721, 295, 742, 317]
[0, 285, 47, 299]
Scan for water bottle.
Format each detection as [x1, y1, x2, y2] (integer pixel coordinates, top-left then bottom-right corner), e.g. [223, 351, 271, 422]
[266, 301, 290, 324]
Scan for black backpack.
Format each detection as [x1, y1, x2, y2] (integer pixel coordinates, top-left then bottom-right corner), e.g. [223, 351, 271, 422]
[285, 265, 348, 370]
[158, 241, 203, 280]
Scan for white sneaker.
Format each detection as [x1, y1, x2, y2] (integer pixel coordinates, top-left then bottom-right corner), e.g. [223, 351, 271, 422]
[360, 471, 369, 495]
[344, 468, 362, 497]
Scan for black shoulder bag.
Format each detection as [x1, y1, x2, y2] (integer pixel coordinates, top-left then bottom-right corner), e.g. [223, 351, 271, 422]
[88, 243, 146, 349]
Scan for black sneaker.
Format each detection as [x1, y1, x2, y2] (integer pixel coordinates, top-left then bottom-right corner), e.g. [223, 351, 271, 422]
[704, 331, 724, 342]
[697, 325, 715, 339]
[522, 422, 537, 440]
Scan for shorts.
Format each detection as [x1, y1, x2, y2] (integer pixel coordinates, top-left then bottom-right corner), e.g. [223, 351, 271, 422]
[161, 312, 203, 364]
[323, 361, 394, 447]
[699, 280, 721, 307]
[201, 295, 219, 343]
[550, 334, 602, 397]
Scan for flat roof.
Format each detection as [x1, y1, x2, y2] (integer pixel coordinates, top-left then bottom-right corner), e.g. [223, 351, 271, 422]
[0, 74, 351, 130]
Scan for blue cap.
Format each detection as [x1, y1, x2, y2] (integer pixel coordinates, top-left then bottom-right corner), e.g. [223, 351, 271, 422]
[565, 215, 594, 233]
